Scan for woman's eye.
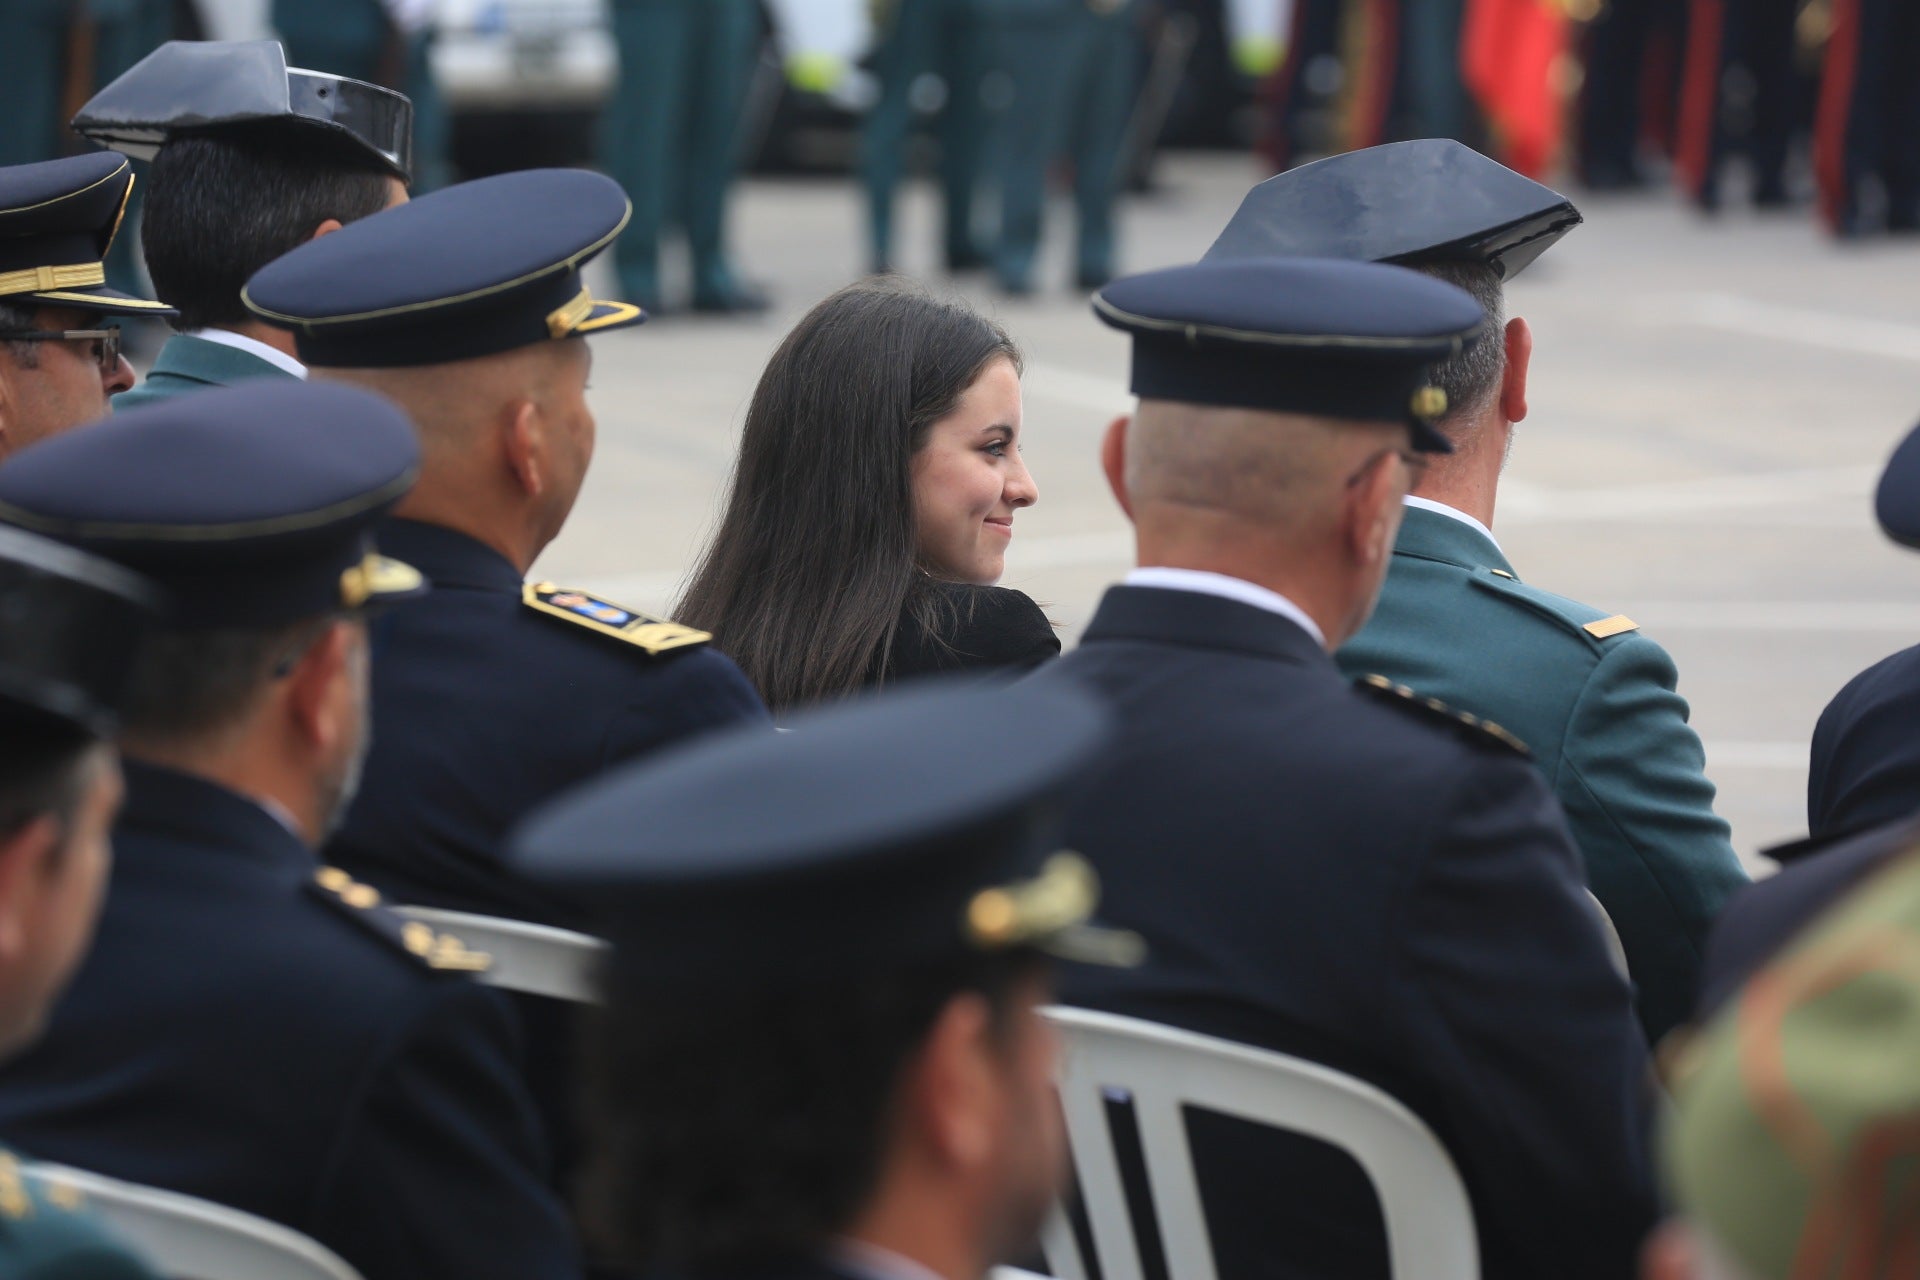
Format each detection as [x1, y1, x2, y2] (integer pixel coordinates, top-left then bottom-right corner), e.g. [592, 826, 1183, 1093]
[984, 441, 1008, 458]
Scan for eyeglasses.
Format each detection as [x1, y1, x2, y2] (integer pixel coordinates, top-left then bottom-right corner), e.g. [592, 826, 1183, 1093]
[1345, 445, 1431, 489]
[0, 327, 121, 374]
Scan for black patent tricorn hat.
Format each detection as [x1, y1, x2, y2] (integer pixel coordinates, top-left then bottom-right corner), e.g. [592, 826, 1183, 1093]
[72, 40, 412, 183]
[1205, 139, 1582, 281]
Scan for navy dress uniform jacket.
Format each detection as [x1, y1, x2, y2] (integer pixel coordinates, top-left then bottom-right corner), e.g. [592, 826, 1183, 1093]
[1029, 586, 1659, 1280]
[0, 762, 578, 1280]
[1806, 641, 1920, 838]
[328, 518, 771, 924]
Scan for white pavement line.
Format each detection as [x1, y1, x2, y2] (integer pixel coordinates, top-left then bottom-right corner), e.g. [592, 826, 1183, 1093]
[1703, 742, 1808, 770]
[1649, 291, 1920, 363]
[1498, 464, 1876, 520]
[1632, 602, 1920, 632]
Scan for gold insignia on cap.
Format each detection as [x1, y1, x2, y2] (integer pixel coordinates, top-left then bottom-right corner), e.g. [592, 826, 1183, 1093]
[960, 853, 1144, 966]
[1583, 615, 1640, 639]
[0, 261, 107, 299]
[340, 553, 423, 610]
[546, 286, 596, 339]
[427, 932, 492, 973]
[1410, 386, 1449, 421]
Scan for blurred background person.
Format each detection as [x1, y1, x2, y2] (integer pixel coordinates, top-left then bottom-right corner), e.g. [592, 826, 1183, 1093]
[1674, 0, 1805, 211]
[984, 0, 1139, 294]
[601, 0, 768, 313]
[861, 0, 991, 275]
[677, 279, 1057, 716]
[1813, 0, 1920, 236]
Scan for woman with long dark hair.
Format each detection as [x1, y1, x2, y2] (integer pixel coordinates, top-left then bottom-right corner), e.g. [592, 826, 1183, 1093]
[676, 279, 1058, 714]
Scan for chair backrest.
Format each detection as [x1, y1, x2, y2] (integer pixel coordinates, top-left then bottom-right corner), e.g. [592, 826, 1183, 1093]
[1040, 1006, 1479, 1280]
[22, 1163, 362, 1280]
[393, 906, 609, 1003]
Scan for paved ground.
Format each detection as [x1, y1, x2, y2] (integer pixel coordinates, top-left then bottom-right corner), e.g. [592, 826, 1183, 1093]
[537, 151, 1920, 873]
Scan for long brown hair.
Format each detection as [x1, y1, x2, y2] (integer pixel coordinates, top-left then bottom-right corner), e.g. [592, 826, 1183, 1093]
[675, 280, 1021, 712]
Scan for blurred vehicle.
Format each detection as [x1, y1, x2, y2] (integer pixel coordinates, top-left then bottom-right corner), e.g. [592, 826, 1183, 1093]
[435, 0, 615, 174]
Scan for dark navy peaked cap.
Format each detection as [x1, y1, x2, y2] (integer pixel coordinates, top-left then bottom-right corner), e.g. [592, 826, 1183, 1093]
[1876, 421, 1920, 548]
[0, 153, 174, 319]
[73, 41, 412, 182]
[0, 382, 427, 630]
[510, 680, 1142, 989]
[0, 524, 160, 740]
[1093, 258, 1485, 452]
[243, 168, 644, 368]
[1205, 140, 1582, 280]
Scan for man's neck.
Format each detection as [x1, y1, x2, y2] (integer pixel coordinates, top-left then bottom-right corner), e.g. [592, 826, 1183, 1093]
[391, 489, 540, 576]
[1409, 417, 1507, 529]
[200, 320, 301, 362]
[120, 742, 320, 847]
[1131, 529, 1346, 650]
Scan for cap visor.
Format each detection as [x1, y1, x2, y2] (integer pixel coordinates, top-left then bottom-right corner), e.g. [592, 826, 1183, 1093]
[24, 285, 177, 319]
[572, 300, 646, 336]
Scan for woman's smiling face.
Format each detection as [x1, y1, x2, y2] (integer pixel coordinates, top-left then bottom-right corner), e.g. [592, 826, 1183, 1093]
[911, 356, 1037, 584]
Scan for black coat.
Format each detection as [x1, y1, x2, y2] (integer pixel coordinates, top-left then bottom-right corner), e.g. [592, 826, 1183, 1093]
[1696, 812, 1920, 1018]
[1026, 585, 1658, 1280]
[329, 518, 771, 925]
[1806, 641, 1920, 839]
[0, 763, 577, 1280]
[877, 581, 1060, 686]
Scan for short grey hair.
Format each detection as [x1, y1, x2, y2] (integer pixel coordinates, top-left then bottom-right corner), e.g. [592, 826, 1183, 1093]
[1412, 261, 1506, 430]
[0, 301, 42, 368]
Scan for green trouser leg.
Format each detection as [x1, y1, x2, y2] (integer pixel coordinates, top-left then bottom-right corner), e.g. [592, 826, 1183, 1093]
[987, 2, 1076, 291]
[862, 0, 988, 271]
[676, 0, 759, 303]
[1062, 3, 1134, 285]
[603, 0, 691, 307]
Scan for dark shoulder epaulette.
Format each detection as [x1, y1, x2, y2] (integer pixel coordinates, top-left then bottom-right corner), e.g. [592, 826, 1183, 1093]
[307, 867, 493, 974]
[522, 582, 711, 656]
[1354, 674, 1532, 758]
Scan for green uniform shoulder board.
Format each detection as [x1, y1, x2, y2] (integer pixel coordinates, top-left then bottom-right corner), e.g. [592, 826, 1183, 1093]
[307, 867, 493, 974]
[1470, 570, 1641, 647]
[522, 582, 711, 656]
[1355, 674, 1532, 758]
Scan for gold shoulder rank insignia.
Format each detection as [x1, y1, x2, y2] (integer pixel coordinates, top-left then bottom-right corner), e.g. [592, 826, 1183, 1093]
[1583, 614, 1639, 639]
[307, 868, 493, 974]
[1355, 674, 1532, 757]
[1489, 569, 1516, 580]
[523, 582, 711, 656]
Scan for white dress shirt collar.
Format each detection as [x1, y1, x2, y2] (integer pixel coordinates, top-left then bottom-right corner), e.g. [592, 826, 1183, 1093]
[1402, 495, 1501, 554]
[186, 328, 309, 380]
[1124, 566, 1327, 649]
[828, 1239, 950, 1280]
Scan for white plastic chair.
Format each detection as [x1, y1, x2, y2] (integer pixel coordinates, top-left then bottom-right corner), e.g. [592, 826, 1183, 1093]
[22, 1163, 362, 1280]
[1585, 890, 1631, 981]
[393, 906, 609, 1003]
[1040, 1006, 1479, 1280]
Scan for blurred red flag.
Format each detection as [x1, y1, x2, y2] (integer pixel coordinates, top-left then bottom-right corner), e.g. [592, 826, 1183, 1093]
[1460, 0, 1571, 178]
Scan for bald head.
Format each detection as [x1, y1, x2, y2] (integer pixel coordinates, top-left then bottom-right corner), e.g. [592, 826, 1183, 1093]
[1126, 400, 1409, 533]
[1104, 400, 1421, 650]
[314, 337, 597, 573]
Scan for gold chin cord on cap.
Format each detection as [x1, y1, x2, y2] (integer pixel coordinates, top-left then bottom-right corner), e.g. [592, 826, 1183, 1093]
[1410, 386, 1449, 422]
[339, 553, 423, 609]
[0, 262, 106, 298]
[546, 286, 595, 339]
[965, 852, 1147, 967]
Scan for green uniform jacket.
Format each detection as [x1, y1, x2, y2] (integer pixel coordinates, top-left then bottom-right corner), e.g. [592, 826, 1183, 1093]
[0, 1148, 157, 1278]
[1337, 503, 1748, 1044]
[113, 333, 299, 413]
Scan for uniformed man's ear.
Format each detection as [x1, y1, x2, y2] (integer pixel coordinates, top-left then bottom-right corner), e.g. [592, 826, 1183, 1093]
[1500, 317, 1532, 426]
[503, 399, 545, 498]
[309, 218, 346, 243]
[0, 817, 59, 965]
[1101, 416, 1133, 519]
[0, 364, 17, 458]
[1344, 446, 1405, 569]
[905, 991, 1000, 1175]
[284, 622, 353, 751]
